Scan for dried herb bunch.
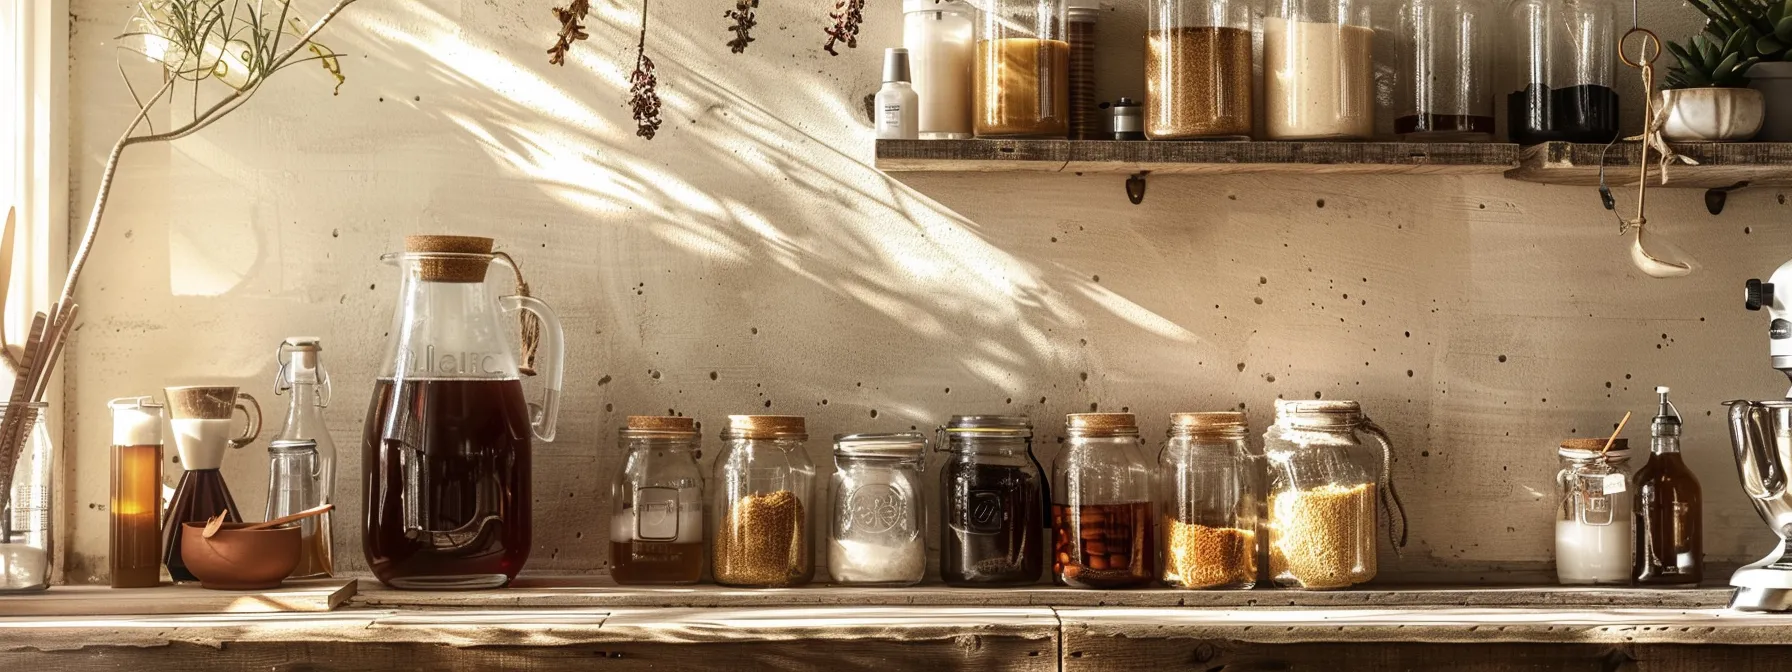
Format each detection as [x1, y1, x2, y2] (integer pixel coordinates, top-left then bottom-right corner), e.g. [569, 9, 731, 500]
[726, 0, 759, 53]
[631, 0, 663, 139]
[547, 0, 591, 65]
[823, 0, 865, 55]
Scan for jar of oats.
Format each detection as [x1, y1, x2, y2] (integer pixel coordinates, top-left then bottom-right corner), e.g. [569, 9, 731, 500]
[1262, 400, 1407, 590]
[712, 415, 816, 588]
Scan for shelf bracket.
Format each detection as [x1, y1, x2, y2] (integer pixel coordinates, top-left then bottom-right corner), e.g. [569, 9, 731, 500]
[1704, 181, 1749, 215]
[1126, 171, 1149, 205]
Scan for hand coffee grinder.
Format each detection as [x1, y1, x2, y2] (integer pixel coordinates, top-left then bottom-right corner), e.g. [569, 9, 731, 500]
[1726, 261, 1792, 610]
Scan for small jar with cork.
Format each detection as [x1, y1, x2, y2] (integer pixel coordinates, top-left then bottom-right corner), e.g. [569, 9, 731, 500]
[1555, 438, 1633, 585]
[1158, 412, 1259, 589]
[611, 416, 705, 585]
[712, 415, 816, 588]
[1052, 413, 1155, 589]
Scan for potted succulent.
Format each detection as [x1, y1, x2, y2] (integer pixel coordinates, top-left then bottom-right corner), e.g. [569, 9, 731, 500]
[1660, 29, 1766, 141]
[1687, 0, 1792, 139]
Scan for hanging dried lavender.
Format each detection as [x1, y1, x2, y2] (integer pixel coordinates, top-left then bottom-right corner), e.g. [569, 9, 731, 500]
[822, 0, 864, 55]
[547, 0, 591, 65]
[725, 0, 759, 53]
[630, 0, 663, 139]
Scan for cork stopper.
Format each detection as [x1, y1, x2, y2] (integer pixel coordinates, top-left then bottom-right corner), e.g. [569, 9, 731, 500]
[1066, 412, 1138, 437]
[621, 415, 699, 441]
[1169, 411, 1247, 437]
[406, 235, 493, 283]
[723, 415, 808, 440]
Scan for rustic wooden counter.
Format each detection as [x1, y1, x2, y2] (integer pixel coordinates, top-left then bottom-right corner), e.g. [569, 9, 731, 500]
[4, 582, 1789, 671]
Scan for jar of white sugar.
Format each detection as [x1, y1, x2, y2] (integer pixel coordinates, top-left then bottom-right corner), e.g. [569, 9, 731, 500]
[829, 433, 928, 586]
[1554, 439, 1633, 585]
[1264, 0, 1375, 139]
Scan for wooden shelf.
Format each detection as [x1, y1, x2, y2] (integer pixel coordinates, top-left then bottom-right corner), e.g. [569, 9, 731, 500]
[0, 578, 357, 616]
[875, 139, 1519, 175]
[1509, 141, 1792, 188]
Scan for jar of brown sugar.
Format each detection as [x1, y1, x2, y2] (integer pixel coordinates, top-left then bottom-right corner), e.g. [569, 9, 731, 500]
[1158, 412, 1259, 589]
[1052, 413, 1155, 589]
[712, 415, 816, 588]
[1146, 0, 1254, 139]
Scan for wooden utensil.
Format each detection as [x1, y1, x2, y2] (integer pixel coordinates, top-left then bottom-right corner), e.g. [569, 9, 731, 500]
[1600, 412, 1633, 455]
[202, 508, 233, 539]
[204, 504, 335, 539]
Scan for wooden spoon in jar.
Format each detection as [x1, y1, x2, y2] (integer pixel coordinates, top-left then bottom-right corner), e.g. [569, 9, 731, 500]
[202, 504, 334, 539]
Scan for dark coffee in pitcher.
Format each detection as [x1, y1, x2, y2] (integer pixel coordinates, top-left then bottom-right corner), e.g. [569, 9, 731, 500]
[360, 235, 566, 590]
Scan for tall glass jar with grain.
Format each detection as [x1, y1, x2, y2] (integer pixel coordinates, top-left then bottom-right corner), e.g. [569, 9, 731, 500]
[1264, 0, 1374, 139]
[1159, 412, 1259, 589]
[1262, 400, 1406, 589]
[1052, 413, 1155, 589]
[712, 415, 815, 588]
[975, 0, 1070, 137]
[1146, 0, 1254, 139]
[611, 416, 705, 585]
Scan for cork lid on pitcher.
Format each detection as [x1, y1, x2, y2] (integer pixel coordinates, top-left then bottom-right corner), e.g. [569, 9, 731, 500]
[406, 235, 493, 283]
[723, 415, 808, 440]
[1065, 412, 1138, 437]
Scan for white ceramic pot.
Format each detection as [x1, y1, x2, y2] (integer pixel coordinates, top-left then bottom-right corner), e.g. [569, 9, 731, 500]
[1657, 87, 1764, 142]
[1748, 61, 1792, 141]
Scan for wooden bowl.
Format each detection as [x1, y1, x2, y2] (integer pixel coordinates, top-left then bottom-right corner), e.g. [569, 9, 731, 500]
[180, 522, 301, 590]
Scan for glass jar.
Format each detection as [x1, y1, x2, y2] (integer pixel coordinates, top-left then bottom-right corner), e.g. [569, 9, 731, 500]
[1146, 0, 1253, 139]
[1067, 1, 1100, 139]
[940, 415, 1046, 587]
[1262, 400, 1405, 590]
[110, 396, 164, 589]
[612, 416, 704, 585]
[712, 415, 815, 587]
[1506, 0, 1618, 144]
[1394, 0, 1496, 140]
[266, 439, 329, 578]
[1264, 0, 1374, 139]
[1052, 413, 1154, 589]
[1556, 438, 1633, 585]
[904, 0, 975, 139]
[830, 433, 927, 586]
[1159, 412, 1258, 589]
[974, 0, 1070, 137]
[1, 403, 52, 593]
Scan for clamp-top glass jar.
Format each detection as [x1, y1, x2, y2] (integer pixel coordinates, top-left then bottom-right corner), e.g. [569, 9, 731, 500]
[1159, 412, 1259, 589]
[713, 415, 815, 588]
[940, 415, 1045, 586]
[1262, 400, 1406, 590]
[1053, 413, 1155, 589]
[830, 433, 927, 586]
[1555, 438, 1632, 585]
[611, 416, 704, 585]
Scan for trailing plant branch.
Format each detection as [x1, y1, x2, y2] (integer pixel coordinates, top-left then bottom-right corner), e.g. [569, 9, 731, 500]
[725, 0, 759, 53]
[822, 0, 864, 55]
[630, 0, 663, 139]
[547, 0, 591, 65]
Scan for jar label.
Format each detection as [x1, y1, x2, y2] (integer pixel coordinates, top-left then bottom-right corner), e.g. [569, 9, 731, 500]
[966, 490, 1006, 534]
[1601, 473, 1626, 494]
[845, 483, 907, 535]
[635, 487, 681, 542]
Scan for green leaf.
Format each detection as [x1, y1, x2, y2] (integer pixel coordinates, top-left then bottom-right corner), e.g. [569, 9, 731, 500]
[1667, 40, 1699, 67]
[1727, 27, 1753, 53]
[1776, 15, 1792, 38]
[1760, 34, 1785, 54]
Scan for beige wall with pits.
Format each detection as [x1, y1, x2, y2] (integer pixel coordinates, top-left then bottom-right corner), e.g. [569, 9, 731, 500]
[58, 0, 1782, 582]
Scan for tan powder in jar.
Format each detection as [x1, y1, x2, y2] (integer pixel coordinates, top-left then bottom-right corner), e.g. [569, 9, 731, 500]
[1162, 517, 1257, 589]
[1267, 482, 1376, 589]
[1145, 26, 1253, 139]
[713, 490, 808, 586]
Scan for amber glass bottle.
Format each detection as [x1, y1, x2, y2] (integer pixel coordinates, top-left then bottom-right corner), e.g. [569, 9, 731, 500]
[1634, 387, 1702, 585]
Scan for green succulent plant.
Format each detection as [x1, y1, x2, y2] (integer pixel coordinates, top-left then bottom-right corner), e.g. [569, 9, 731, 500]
[1686, 0, 1792, 61]
[1665, 29, 1761, 88]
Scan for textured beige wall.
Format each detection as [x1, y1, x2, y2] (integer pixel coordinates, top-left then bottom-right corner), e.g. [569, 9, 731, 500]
[60, 0, 1784, 583]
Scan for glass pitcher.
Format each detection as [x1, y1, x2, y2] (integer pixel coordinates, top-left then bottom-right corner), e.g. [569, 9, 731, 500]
[361, 235, 564, 590]
[1262, 400, 1406, 589]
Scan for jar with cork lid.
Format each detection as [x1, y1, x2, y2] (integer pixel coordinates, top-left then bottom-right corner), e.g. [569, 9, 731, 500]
[1555, 438, 1632, 585]
[1262, 400, 1406, 590]
[611, 416, 705, 585]
[1052, 413, 1155, 589]
[712, 415, 816, 588]
[1159, 412, 1259, 589]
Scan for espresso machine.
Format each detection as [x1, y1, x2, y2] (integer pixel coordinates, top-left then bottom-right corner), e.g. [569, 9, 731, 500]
[1727, 259, 1792, 610]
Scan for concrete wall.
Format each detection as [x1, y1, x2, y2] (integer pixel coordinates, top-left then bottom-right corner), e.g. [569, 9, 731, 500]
[59, 0, 1786, 583]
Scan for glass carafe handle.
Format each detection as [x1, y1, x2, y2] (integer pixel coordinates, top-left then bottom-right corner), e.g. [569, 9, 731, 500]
[1360, 419, 1409, 550]
[500, 295, 564, 442]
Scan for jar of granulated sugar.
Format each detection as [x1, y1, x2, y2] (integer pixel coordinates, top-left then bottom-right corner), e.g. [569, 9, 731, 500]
[829, 433, 928, 586]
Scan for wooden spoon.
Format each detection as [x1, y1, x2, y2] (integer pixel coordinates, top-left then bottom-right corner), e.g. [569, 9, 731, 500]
[201, 508, 232, 539]
[202, 504, 334, 539]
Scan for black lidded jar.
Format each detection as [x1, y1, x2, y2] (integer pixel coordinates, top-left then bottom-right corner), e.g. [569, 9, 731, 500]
[939, 415, 1046, 586]
[1506, 0, 1620, 144]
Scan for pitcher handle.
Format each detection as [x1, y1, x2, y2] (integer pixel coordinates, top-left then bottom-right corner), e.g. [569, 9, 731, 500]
[500, 295, 564, 442]
[230, 392, 262, 449]
[1360, 418, 1409, 551]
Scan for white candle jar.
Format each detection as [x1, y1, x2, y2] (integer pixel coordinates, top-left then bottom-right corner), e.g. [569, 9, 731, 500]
[1554, 439, 1633, 585]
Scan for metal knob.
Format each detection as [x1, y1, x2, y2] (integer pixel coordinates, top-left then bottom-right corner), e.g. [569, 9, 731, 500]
[1748, 279, 1774, 311]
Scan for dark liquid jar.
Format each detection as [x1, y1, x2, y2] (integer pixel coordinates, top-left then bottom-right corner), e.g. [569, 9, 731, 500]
[939, 415, 1045, 586]
[1506, 0, 1619, 143]
[610, 416, 705, 585]
[1052, 413, 1155, 589]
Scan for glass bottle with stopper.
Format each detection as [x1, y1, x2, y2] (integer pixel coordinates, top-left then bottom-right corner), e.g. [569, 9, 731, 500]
[269, 337, 336, 578]
[1634, 386, 1702, 585]
[162, 386, 261, 583]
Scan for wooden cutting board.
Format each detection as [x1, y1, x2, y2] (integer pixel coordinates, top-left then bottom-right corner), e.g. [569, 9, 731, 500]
[0, 578, 356, 616]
